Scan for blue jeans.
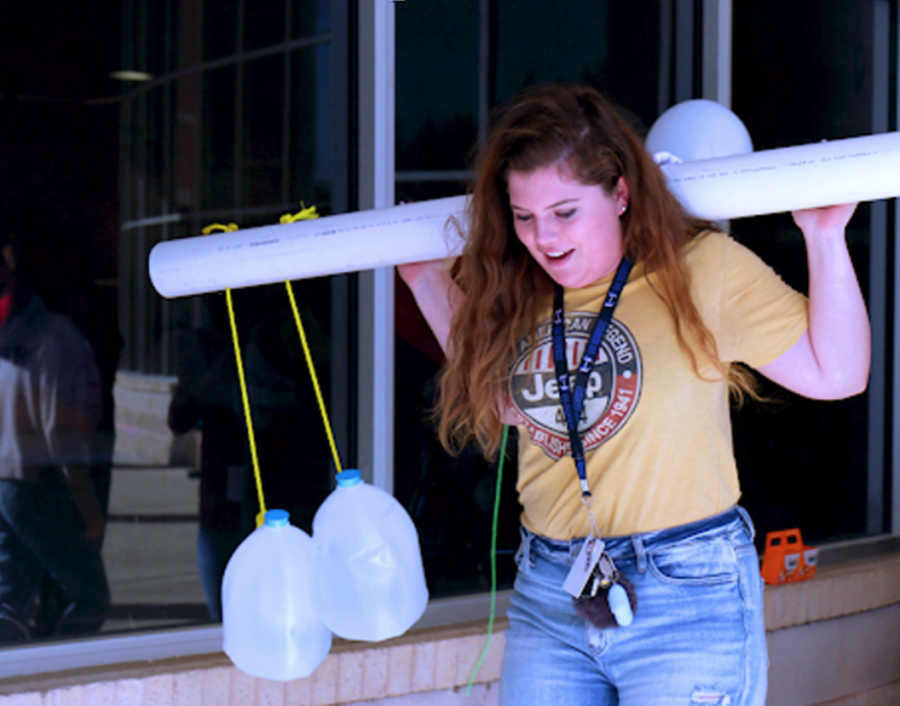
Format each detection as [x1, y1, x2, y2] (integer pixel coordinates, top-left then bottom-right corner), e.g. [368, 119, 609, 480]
[500, 506, 767, 706]
[0, 476, 110, 641]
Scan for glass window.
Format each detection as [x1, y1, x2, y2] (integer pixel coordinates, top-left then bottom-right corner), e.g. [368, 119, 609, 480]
[176, 0, 203, 71]
[395, 0, 479, 173]
[128, 91, 149, 223]
[146, 0, 176, 77]
[10, 0, 896, 664]
[0, 0, 344, 649]
[494, 1, 610, 101]
[493, 0, 663, 130]
[290, 45, 334, 210]
[294, 0, 331, 38]
[146, 86, 169, 217]
[174, 74, 201, 211]
[201, 65, 237, 211]
[394, 0, 668, 600]
[242, 55, 285, 207]
[243, 0, 287, 52]
[203, 0, 238, 62]
[731, 0, 889, 545]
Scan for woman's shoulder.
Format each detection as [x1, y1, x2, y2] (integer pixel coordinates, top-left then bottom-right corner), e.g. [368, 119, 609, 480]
[683, 228, 761, 274]
[684, 228, 732, 258]
[683, 228, 802, 316]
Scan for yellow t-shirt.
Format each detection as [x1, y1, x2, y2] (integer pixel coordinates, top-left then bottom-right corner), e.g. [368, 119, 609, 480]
[508, 231, 808, 539]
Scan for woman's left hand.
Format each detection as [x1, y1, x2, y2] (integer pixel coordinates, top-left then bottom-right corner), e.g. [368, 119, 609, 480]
[791, 202, 858, 241]
[757, 202, 870, 400]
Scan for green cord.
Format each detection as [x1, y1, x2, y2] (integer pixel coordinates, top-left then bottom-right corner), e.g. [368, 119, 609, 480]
[465, 424, 510, 696]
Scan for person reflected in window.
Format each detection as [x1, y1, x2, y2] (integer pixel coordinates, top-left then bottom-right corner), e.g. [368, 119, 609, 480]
[168, 293, 248, 622]
[398, 84, 869, 706]
[14, 213, 124, 637]
[0, 209, 109, 642]
[242, 285, 332, 535]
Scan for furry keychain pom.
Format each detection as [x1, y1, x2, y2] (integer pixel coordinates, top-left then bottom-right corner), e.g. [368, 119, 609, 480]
[573, 575, 638, 629]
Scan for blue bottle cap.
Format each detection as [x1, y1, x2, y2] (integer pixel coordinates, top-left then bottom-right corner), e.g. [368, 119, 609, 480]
[336, 469, 363, 488]
[265, 509, 290, 528]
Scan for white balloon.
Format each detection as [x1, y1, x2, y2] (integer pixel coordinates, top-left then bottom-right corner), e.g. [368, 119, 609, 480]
[646, 99, 753, 164]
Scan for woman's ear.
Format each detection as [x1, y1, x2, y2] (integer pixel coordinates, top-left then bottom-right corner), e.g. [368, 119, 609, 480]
[615, 176, 630, 214]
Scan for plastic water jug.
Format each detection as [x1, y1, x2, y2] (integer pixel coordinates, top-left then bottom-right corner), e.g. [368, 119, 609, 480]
[222, 509, 332, 681]
[313, 470, 429, 641]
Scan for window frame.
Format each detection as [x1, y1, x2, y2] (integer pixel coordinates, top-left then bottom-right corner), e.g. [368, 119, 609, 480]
[2, 0, 898, 681]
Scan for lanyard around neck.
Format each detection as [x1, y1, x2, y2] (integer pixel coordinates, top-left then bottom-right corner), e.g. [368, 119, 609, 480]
[551, 258, 633, 498]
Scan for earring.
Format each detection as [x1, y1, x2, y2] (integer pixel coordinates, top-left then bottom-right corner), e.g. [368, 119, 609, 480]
[619, 203, 628, 215]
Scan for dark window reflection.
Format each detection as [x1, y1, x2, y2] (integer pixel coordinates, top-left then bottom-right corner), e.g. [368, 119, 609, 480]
[493, 0, 661, 130]
[291, 46, 333, 209]
[394, 264, 521, 597]
[203, 0, 238, 62]
[395, 0, 479, 172]
[242, 55, 285, 207]
[494, 0, 610, 102]
[168, 276, 333, 620]
[0, 206, 122, 642]
[5, 0, 342, 645]
[244, 0, 287, 52]
[294, 0, 331, 38]
[174, 74, 201, 212]
[202, 66, 237, 211]
[732, 0, 880, 546]
[146, 86, 168, 217]
[395, 181, 470, 206]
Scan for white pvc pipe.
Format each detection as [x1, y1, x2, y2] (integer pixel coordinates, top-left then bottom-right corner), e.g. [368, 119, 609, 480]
[149, 197, 467, 299]
[149, 132, 900, 298]
[663, 131, 900, 221]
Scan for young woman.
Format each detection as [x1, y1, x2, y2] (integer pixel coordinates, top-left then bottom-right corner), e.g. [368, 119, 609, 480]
[399, 84, 869, 706]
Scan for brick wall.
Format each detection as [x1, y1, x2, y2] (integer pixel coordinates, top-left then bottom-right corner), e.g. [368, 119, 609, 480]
[2, 554, 899, 706]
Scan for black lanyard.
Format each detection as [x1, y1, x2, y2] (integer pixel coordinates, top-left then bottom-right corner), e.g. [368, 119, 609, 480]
[552, 258, 633, 499]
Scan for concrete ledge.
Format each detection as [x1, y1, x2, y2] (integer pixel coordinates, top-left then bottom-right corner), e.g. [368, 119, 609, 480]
[1, 553, 898, 705]
[767, 604, 900, 706]
[764, 553, 900, 631]
[814, 680, 900, 705]
[0, 620, 508, 704]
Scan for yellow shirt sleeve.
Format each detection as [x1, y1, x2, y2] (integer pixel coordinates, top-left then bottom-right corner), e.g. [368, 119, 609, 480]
[693, 232, 809, 369]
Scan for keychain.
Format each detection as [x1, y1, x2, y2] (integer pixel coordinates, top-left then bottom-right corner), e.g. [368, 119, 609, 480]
[574, 553, 636, 628]
[563, 537, 636, 628]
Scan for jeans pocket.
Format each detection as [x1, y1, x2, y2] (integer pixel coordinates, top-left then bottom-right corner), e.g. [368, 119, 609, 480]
[648, 538, 741, 586]
[514, 539, 532, 573]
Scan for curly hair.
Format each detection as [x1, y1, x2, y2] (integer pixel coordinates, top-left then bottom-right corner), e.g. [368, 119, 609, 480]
[434, 83, 756, 459]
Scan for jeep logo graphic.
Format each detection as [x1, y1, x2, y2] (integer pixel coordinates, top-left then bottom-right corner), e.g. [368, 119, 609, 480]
[509, 313, 642, 460]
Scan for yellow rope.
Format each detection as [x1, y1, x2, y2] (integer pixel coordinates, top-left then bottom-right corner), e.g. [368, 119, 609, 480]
[202, 223, 239, 234]
[285, 281, 343, 475]
[279, 203, 319, 223]
[211, 207, 324, 526]
[225, 287, 267, 528]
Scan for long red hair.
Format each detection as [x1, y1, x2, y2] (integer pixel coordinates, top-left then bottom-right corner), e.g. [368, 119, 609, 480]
[435, 84, 752, 458]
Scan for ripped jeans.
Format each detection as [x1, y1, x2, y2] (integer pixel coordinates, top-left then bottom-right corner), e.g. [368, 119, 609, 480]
[500, 506, 767, 706]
